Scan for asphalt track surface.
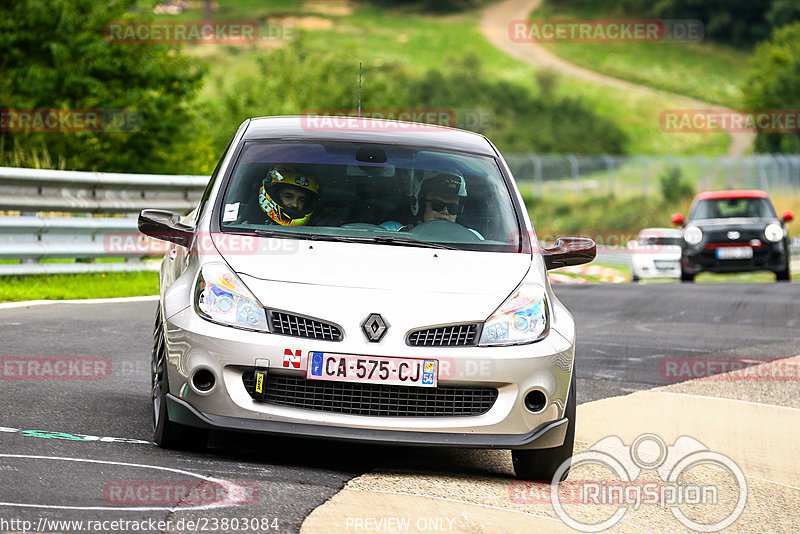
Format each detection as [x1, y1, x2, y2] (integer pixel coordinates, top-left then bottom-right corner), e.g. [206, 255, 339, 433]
[0, 283, 798, 533]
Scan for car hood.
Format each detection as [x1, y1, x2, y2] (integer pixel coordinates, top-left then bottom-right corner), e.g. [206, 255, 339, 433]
[218, 236, 532, 293]
[217, 237, 535, 341]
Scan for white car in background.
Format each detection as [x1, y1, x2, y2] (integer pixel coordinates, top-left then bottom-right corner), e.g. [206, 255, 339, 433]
[628, 228, 683, 281]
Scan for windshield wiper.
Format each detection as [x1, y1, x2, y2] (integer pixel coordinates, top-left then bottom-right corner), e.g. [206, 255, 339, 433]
[253, 229, 456, 249]
[371, 235, 457, 250]
[254, 229, 367, 244]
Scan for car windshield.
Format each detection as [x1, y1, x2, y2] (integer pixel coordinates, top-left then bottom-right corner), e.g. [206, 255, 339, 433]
[218, 140, 521, 252]
[690, 198, 776, 220]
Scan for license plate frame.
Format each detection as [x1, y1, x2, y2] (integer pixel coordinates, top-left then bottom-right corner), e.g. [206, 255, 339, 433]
[716, 247, 753, 260]
[306, 352, 437, 387]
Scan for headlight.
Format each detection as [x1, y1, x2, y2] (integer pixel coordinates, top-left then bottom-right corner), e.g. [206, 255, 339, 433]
[683, 226, 703, 245]
[765, 223, 784, 243]
[479, 284, 548, 346]
[194, 263, 268, 331]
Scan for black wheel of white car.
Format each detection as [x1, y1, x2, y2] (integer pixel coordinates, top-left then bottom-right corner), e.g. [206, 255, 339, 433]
[512, 370, 576, 482]
[152, 307, 208, 449]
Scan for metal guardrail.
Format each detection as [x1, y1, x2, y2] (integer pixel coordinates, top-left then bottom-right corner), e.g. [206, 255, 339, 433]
[0, 166, 207, 213]
[505, 154, 800, 197]
[0, 166, 207, 275]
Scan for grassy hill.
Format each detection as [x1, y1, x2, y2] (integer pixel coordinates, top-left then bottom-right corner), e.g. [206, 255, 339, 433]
[150, 0, 732, 157]
[529, 0, 751, 108]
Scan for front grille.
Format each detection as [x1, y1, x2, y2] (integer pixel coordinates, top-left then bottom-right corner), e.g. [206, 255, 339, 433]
[407, 323, 480, 346]
[269, 311, 342, 341]
[242, 372, 497, 417]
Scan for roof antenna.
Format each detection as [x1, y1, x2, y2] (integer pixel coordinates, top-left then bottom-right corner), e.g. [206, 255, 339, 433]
[358, 62, 362, 118]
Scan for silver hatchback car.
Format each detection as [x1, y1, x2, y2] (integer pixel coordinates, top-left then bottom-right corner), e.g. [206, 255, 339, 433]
[139, 116, 595, 480]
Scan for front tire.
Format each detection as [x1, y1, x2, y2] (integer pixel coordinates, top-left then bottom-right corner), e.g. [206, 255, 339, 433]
[152, 306, 208, 449]
[776, 259, 791, 282]
[680, 269, 695, 282]
[512, 370, 576, 482]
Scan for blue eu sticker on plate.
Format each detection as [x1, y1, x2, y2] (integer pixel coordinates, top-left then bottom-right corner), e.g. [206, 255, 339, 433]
[310, 352, 324, 376]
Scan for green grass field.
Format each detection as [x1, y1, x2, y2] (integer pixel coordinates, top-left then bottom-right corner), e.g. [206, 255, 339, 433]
[0, 271, 158, 302]
[530, 1, 750, 108]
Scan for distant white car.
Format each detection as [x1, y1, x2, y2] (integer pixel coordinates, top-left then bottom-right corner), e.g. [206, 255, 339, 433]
[628, 228, 683, 281]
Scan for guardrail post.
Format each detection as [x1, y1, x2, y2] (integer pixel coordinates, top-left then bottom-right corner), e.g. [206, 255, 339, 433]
[602, 154, 615, 196]
[566, 153, 579, 194]
[529, 155, 542, 197]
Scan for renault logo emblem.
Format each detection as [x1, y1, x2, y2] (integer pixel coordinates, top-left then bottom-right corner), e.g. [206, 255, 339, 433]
[362, 314, 388, 342]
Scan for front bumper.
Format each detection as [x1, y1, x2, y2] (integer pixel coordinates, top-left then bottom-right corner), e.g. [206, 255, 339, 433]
[683, 242, 788, 274]
[167, 394, 569, 450]
[161, 301, 576, 449]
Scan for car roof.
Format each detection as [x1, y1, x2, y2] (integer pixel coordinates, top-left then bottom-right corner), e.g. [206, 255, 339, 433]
[695, 190, 769, 200]
[241, 116, 497, 156]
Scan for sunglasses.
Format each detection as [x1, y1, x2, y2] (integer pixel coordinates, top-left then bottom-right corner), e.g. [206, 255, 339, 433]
[427, 199, 461, 214]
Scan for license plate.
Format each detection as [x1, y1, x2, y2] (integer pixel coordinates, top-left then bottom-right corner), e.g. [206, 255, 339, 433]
[306, 352, 437, 387]
[654, 260, 678, 270]
[716, 247, 753, 260]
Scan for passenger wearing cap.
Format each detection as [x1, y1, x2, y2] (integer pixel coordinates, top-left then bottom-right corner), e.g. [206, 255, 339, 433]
[380, 171, 483, 239]
[415, 172, 467, 224]
[259, 165, 320, 226]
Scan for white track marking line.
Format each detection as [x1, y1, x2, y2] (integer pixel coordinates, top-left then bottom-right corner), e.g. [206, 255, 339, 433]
[0, 295, 158, 309]
[0, 453, 250, 512]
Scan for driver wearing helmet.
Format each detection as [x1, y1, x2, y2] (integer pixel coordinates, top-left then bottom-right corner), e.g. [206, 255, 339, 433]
[258, 165, 320, 226]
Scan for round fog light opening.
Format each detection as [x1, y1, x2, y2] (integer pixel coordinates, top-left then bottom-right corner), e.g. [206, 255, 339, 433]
[192, 369, 215, 392]
[524, 390, 547, 413]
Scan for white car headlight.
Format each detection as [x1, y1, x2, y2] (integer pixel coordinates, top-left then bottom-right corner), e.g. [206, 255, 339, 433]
[683, 226, 703, 245]
[194, 263, 268, 331]
[479, 284, 548, 346]
[765, 223, 784, 243]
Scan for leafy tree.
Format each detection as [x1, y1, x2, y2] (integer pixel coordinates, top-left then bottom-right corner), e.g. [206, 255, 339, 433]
[659, 166, 693, 203]
[742, 22, 800, 153]
[0, 0, 214, 173]
[560, 0, 800, 47]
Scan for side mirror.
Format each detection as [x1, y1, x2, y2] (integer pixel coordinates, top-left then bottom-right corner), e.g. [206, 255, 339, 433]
[671, 213, 685, 226]
[138, 209, 194, 248]
[543, 237, 596, 270]
[783, 210, 794, 223]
